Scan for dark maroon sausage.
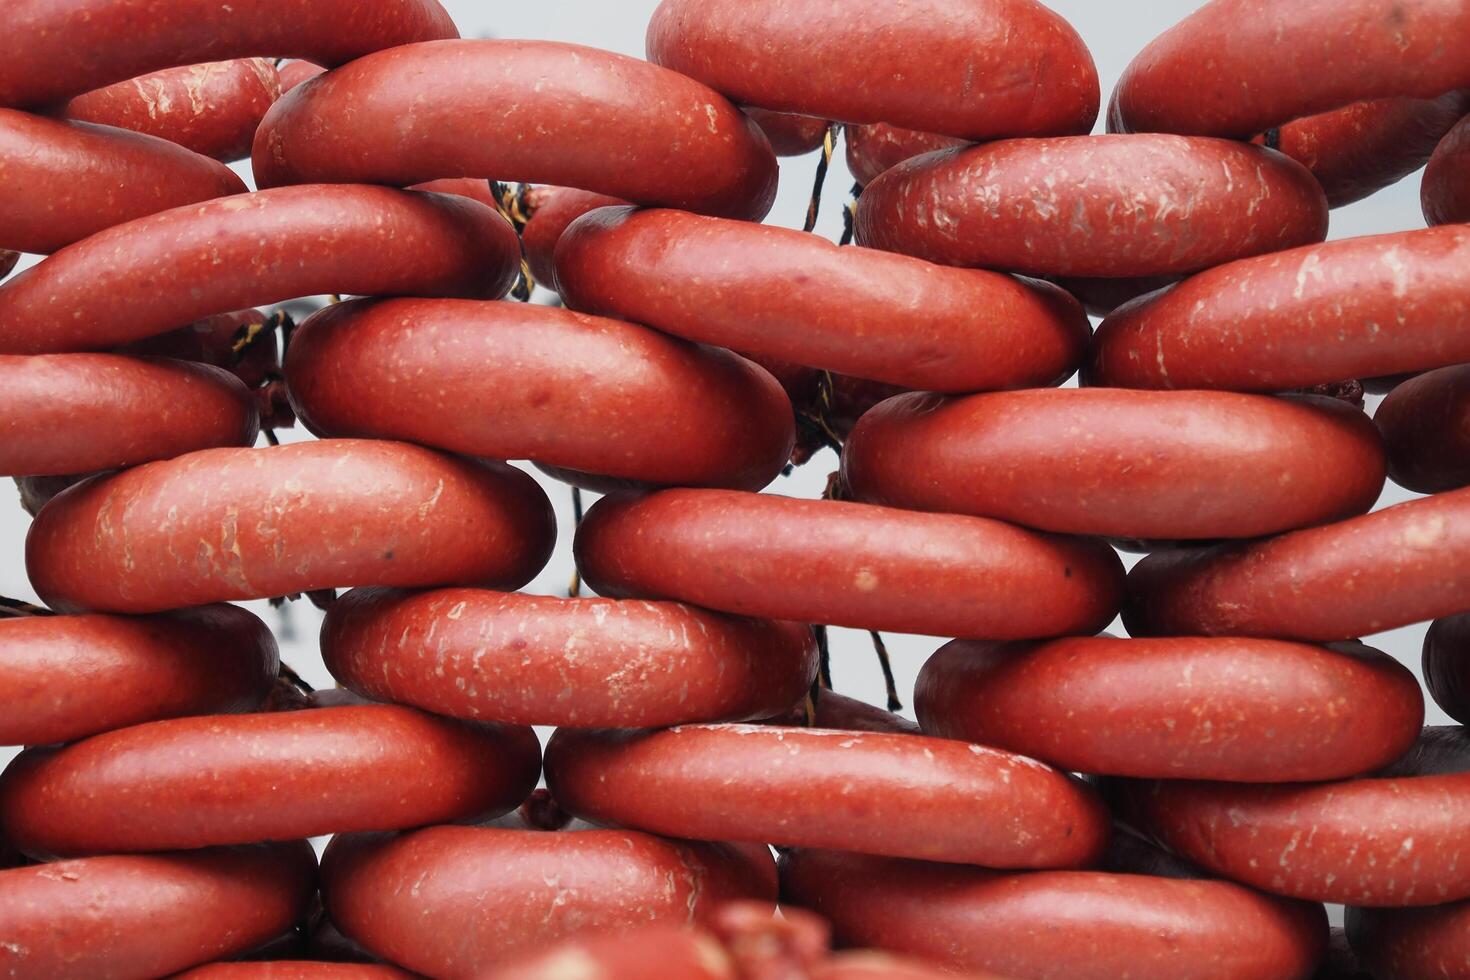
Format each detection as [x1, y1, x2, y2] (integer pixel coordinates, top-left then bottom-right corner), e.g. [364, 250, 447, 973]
[546, 725, 1108, 868]
[0, 840, 316, 980]
[575, 489, 1124, 639]
[855, 136, 1328, 278]
[0, 703, 540, 856]
[0, 185, 520, 354]
[916, 635, 1422, 782]
[284, 298, 795, 492]
[647, 0, 1099, 140]
[0, 109, 246, 254]
[1052, 274, 1180, 318]
[176, 965, 415, 979]
[842, 389, 1385, 541]
[322, 825, 775, 978]
[0, 250, 17, 279]
[26, 440, 555, 614]
[409, 177, 498, 208]
[1424, 612, 1470, 725]
[1124, 487, 1470, 641]
[1, 355, 259, 477]
[520, 186, 625, 290]
[321, 587, 817, 728]
[1346, 901, 1470, 979]
[745, 109, 829, 156]
[0, 0, 457, 108]
[1112, 763, 1470, 906]
[767, 690, 921, 735]
[0, 605, 277, 747]
[780, 848, 1328, 980]
[120, 309, 278, 390]
[843, 123, 967, 186]
[1426, 112, 1470, 226]
[1261, 92, 1470, 207]
[555, 207, 1090, 393]
[1088, 226, 1470, 392]
[1109, 0, 1470, 138]
[254, 40, 778, 222]
[1375, 363, 1470, 493]
[54, 58, 282, 161]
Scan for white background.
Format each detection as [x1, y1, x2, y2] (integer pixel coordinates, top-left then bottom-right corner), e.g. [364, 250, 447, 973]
[0, 0, 1446, 751]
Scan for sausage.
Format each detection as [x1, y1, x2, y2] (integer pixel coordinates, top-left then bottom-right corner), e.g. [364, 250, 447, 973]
[0, 840, 315, 980]
[1346, 901, 1470, 980]
[321, 587, 816, 728]
[1087, 226, 1470, 392]
[321, 825, 775, 978]
[1424, 613, 1470, 725]
[545, 725, 1109, 869]
[1109, 0, 1470, 138]
[1122, 486, 1470, 641]
[843, 123, 968, 186]
[253, 40, 778, 222]
[25, 440, 555, 614]
[841, 389, 1386, 541]
[1426, 112, 1470, 226]
[1053, 274, 1181, 317]
[554, 207, 1090, 393]
[284, 298, 796, 492]
[54, 58, 282, 161]
[0, 702, 540, 856]
[768, 690, 921, 735]
[779, 848, 1328, 980]
[409, 176, 498, 208]
[1377, 725, 1470, 777]
[646, 0, 1099, 140]
[0, 249, 17, 279]
[0, 109, 246, 254]
[1110, 763, 1470, 906]
[813, 953, 1004, 980]
[521, 186, 625, 290]
[0, 0, 457, 108]
[121, 308, 279, 390]
[854, 136, 1328, 278]
[0, 184, 520, 355]
[574, 489, 1124, 639]
[0, 605, 277, 747]
[745, 109, 829, 156]
[277, 60, 327, 92]
[915, 635, 1423, 782]
[1374, 363, 1470, 493]
[1, 355, 259, 478]
[1261, 92, 1470, 208]
[176, 966, 415, 979]
[480, 927, 735, 980]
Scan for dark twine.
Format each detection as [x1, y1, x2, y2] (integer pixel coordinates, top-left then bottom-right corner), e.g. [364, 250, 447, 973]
[491, 180, 537, 301]
[0, 596, 53, 618]
[870, 631, 902, 711]
[568, 486, 585, 598]
[803, 123, 842, 234]
[839, 182, 862, 246]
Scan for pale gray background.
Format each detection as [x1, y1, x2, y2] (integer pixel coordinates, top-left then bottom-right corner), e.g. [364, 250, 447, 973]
[0, 0, 1444, 757]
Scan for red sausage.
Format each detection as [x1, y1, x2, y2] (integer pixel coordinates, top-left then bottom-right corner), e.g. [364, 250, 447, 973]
[780, 848, 1328, 980]
[814, 952, 1004, 980]
[1375, 364, 1470, 493]
[555, 207, 1090, 393]
[647, 0, 1099, 140]
[1087, 226, 1470, 392]
[745, 109, 829, 157]
[520, 186, 625, 290]
[284, 298, 796, 492]
[176, 966, 415, 979]
[321, 587, 816, 728]
[254, 40, 778, 222]
[844, 123, 968, 186]
[121, 308, 279, 390]
[409, 176, 498, 208]
[322, 825, 775, 978]
[842, 389, 1385, 541]
[1346, 901, 1470, 980]
[855, 136, 1328, 278]
[26, 440, 554, 614]
[1109, 0, 1470, 138]
[1, 355, 258, 477]
[1424, 612, 1470, 725]
[277, 60, 327, 92]
[768, 690, 921, 735]
[0, 605, 277, 747]
[1123, 487, 1470, 641]
[0, 0, 457, 108]
[915, 635, 1422, 782]
[545, 725, 1109, 869]
[54, 59, 282, 161]
[575, 489, 1124, 639]
[0, 702, 540, 856]
[0, 109, 245, 254]
[0, 184, 520, 355]
[1112, 765, 1470, 906]
[1262, 92, 1470, 208]
[1426, 112, 1470, 226]
[479, 927, 735, 980]
[0, 840, 315, 980]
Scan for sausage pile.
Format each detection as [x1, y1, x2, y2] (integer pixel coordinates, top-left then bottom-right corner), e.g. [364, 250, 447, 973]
[2, 0, 1469, 977]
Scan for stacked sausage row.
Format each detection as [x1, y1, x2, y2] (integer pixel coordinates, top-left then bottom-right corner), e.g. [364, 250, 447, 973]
[3, 0, 1470, 978]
